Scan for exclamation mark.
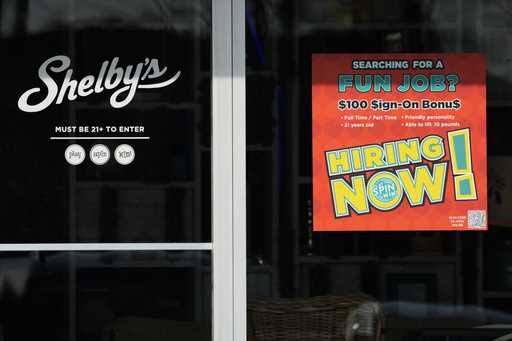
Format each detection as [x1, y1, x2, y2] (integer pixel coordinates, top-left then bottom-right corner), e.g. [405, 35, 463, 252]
[448, 128, 477, 200]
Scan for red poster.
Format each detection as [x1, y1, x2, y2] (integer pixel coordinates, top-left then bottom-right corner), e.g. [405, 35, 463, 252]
[312, 54, 487, 231]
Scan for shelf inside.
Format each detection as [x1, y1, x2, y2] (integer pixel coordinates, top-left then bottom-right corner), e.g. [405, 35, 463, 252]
[75, 180, 195, 189]
[298, 255, 458, 264]
[72, 101, 199, 111]
[483, 291, 512, 299]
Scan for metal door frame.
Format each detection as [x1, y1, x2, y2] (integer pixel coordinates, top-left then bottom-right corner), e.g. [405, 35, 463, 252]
[213, 0, 246, 340]
[0, 0, 247, 340]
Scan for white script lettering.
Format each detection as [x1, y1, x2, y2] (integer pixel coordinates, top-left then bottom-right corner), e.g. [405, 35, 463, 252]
[18, 55, 181, 112]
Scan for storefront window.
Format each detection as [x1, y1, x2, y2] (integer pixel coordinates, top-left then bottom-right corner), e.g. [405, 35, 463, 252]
[0, 251, 211, 340]
[246, 1, 512, 340]
[1, 0, 211, 243]
[0, 1, 213, 340]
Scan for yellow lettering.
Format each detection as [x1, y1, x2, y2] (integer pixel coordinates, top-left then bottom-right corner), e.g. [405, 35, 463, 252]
[384, 142, 397, 165]
[397, 139, 421, 165]
[331, 175, 369, 217]
[351, 148, 363, 171]
[362, 145, 386, 169]
[326, 150, 351, 176]
[421, 135, 445, 161]
[397, 163, 447, 205]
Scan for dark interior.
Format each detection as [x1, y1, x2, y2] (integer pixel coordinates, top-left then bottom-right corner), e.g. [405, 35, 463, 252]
[245, 1, 512, 340]
[0, 0, 511, 340]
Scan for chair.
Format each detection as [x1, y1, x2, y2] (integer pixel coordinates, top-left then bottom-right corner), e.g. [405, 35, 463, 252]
[248, 293, 384, 341]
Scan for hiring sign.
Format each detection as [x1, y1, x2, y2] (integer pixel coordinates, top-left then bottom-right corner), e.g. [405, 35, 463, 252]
[312, 54, 487, 231]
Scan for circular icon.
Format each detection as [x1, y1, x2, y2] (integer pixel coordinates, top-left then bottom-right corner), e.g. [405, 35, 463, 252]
[114, 144, 135, 165]
[372, 178, 399, 203]
[89, 144, 110, 165]
[367, 172, 403, 211]
[65, 144, 86, 165]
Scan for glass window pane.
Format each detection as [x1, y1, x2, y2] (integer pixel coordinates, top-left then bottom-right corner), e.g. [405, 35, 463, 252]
[0, 251, 211, 341]
[0, 0, 211, 243]
[246, 1, 512, 340]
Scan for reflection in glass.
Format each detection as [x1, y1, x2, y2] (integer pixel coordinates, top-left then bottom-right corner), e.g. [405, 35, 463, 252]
[246, 0, 512, 340]
[0, 0, 212, 243]
[0, 251, 211, 341]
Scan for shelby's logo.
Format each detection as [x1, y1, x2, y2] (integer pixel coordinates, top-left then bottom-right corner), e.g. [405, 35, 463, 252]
[18, 55, 181, 112]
